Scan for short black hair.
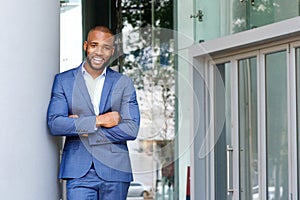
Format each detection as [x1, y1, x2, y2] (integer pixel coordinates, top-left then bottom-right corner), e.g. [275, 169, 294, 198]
[87, 26, 115, 40]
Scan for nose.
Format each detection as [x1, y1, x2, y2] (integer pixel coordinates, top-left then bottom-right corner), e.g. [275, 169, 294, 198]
[95, 46, 104, 55]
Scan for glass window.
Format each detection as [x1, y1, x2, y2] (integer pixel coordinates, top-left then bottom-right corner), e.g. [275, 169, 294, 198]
[238, 57, 258, 200]
[194, 0, 300, 42]
[232, 0, 299, 33]
[118, 1, 176, 199]
[265, 50, 288, 200]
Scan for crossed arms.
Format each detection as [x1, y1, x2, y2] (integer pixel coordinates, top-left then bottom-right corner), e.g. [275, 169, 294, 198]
[47, 73, 140, 144]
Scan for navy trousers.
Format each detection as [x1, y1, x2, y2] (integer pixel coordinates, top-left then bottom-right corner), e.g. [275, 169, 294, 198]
[66, 168, 130, 200]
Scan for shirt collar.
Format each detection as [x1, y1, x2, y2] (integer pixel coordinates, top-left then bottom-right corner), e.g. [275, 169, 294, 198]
[81, 62, 107, 78]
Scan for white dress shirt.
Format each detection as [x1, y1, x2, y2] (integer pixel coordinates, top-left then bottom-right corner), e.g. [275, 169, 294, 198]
[82, 66, 106, 115]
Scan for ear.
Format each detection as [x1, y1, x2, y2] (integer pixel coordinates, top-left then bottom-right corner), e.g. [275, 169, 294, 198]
[83, 41, 87, 51]
[111, 46, 115, 55]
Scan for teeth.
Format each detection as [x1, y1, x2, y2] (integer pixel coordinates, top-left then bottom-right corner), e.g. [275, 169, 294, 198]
[93, 57, 104, 64]
[94, 57, 104, 61]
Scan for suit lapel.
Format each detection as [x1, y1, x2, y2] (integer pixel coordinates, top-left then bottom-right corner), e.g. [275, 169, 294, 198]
[99, 68, 115, 114]
[73, 66, 95, 114]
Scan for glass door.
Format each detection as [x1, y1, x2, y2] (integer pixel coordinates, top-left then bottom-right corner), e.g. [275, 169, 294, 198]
[212, 56, 259, 200]
[210, 46, 290, 199]
[265, 49, 288, 200]
[211, 61, 233, 200]
[238, 56, 259, 200]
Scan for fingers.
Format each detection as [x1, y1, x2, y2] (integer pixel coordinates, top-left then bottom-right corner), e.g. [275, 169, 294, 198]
[69, 114, 79, 118]
[96, 111, 121, 128]
[110, 111, 121, 124]
[68, 115, 88, 137]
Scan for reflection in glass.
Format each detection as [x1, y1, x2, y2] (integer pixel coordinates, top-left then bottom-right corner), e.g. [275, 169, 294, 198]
[238, 57, 258, 200]
[232, 0, 299, 33]
[119, 0, 175, 141]
[266, 50, 288, 200]
[214, 63, 232, 200]
[118, 1, 176, 199]
[195, 0, 300, 42]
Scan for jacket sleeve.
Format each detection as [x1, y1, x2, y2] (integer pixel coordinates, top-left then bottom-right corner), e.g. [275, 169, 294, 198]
[47, 74, 96, 136]
[88, 76, 140, 145]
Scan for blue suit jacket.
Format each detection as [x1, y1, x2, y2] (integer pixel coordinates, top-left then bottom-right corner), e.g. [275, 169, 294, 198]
[47, 64, 140, 182]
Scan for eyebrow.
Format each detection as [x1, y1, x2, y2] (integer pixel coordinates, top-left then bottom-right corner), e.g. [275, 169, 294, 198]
[103, 44, 114, 48]
[88, 41, 113, 47]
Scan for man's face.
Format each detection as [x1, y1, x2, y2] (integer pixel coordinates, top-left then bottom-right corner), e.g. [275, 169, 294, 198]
[84, 30, 115, 72]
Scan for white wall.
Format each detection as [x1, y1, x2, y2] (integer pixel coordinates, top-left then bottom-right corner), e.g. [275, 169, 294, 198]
[0, 1, 60, 199]
[60, 3, 83, 72]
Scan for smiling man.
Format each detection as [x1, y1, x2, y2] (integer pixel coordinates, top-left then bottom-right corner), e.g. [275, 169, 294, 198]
[84, 27, 115, 78]
[47, 26, 140, 200]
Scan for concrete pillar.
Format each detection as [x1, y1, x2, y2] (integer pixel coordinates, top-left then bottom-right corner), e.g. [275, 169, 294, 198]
[0, 1, 60, 200]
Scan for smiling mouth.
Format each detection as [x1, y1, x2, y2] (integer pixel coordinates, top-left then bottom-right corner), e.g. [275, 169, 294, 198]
[93, 57, 104, 64]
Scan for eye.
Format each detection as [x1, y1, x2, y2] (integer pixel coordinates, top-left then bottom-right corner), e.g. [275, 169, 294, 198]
[103, 46, 112, 51]
[88, 42, 97, 48]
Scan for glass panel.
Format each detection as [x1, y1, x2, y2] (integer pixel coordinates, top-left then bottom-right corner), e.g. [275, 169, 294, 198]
[238, 57, 258, 200]
[296, 47, 300, 196]
[194, 0, 300, 42]
[232, 0, 299, 33]
[265, 50, 288, 200]
[214, 63, 232, 200]
[194, 0, 225, 42]
[119, 1, 175, 199]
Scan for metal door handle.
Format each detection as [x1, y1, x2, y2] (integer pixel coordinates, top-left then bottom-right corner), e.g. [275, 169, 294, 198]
[226, 145, 234, 193]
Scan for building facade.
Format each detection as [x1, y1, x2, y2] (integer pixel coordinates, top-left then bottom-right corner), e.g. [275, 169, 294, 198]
[182, 1, 300, 200]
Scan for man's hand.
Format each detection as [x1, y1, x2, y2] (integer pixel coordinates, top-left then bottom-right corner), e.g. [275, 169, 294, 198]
[68, 114, 88, 137]
[69, 114, 79, 118]
[96, 111, 121, 128]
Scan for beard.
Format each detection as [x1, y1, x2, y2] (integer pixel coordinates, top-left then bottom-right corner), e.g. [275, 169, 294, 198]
[85, 55, 110, 72]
